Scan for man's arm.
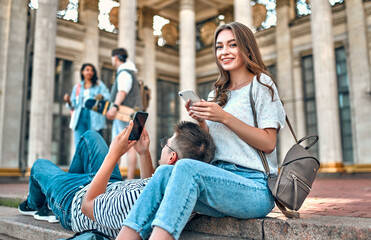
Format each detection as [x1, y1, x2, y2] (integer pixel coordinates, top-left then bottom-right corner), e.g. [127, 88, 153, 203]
[81, 121, 136, 220]
[106, 91, 127, 120]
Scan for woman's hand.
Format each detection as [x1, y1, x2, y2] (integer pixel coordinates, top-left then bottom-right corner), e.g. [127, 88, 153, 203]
[190, 100, 229, 124]
[185, 100, 204, 122]
[63, 94, 71, 105]
[108, 121, 136, 160]
[134, 127, 150, 155]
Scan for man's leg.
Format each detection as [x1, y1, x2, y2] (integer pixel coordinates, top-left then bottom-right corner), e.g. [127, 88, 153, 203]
[68, 130, 121, 180]
[26, 159, 67, 210]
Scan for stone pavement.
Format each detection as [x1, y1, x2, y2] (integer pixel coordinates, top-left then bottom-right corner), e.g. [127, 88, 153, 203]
[0, 174, 370, 239]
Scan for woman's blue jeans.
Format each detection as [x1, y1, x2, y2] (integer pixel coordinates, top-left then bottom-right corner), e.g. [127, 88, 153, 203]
[26, 131, 122, 230]
[122, 159, 275, 240]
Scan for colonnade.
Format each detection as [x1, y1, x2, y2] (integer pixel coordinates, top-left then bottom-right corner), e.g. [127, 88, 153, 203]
[0, 0, 370, 173]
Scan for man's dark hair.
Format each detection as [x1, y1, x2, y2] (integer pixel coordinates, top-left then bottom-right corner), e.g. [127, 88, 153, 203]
[111, 48, 128, 62]
[171, 121, 215, 163]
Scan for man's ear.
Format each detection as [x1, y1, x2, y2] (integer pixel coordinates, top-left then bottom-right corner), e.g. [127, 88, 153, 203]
[168, 152, 178, 165]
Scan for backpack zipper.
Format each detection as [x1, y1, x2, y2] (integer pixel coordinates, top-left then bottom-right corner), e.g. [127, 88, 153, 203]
[292, 174, 311, 191]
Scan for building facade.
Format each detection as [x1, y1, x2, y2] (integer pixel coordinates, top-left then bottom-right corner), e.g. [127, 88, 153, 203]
[0, 0, 370, 176]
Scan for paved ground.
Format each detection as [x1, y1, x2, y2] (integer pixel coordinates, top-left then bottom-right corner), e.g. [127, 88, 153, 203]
[0, 174, 370, 239]
[0, 174, 370, 218]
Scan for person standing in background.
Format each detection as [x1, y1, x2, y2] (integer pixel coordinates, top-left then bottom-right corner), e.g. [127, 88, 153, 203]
[107, 48, 142, 179]
[64, 63, 110, 146]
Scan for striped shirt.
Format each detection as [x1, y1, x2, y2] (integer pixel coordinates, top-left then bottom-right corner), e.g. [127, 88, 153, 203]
[70, 178, 149, 237]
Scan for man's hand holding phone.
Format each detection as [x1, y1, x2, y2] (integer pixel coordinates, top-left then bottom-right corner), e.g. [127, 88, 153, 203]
[109, 121, 136, 160]
[133, 127, 150, 155]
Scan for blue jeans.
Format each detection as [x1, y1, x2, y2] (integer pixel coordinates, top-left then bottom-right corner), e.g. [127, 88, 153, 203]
[27, 131, 122, 230]
[122, 159, 275, 240]
[74, 109, 103, 146]
[112, 119, 129, 140]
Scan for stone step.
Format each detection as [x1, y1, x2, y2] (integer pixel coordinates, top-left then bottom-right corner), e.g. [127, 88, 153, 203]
[1, 206, 371, 240]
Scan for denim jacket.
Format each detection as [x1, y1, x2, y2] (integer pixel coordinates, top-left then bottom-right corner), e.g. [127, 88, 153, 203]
[67, 80, 110, 130]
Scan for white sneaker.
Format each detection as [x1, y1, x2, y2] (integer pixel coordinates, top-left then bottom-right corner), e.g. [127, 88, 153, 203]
[33, 204, 59, 223]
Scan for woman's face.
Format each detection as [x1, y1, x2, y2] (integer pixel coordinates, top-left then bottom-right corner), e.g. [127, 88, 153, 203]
[215, 29, 245, 73]
[82, 65, 94, 81]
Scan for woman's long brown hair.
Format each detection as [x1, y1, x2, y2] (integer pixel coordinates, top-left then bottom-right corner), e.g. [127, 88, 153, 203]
[211, 22, 276, 107]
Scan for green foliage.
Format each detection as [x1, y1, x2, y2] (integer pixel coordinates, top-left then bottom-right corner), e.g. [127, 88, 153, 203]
[0, 198, 22, 208]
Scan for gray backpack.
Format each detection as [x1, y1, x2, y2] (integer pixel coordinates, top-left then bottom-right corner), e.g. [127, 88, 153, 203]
[250, 80, 319, 218]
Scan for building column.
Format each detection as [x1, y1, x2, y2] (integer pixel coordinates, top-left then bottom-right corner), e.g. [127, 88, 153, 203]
[234, 0, 252, 29]
[80, 0, 99, 68]
[275, 0, 296, 163]
[310, 0, 343, 171]
[179, 0, 196, 121]
[68, 60, 83, 161]
[142, 7, 157, 166]
[0, 0, 28, 168]
[28, 0, 58, 167]
[118, 0, 137, 61]
[345, 0, 371, 165]
[292, 54, 306, 140]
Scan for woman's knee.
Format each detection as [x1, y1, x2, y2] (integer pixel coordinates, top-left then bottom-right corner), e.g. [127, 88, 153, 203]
[174, 159, 205, 173]
[154, 165, 174, 177]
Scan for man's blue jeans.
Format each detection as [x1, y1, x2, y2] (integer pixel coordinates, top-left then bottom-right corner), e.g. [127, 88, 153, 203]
[26, 131, 122, 230]
[122, 159, 275, 240]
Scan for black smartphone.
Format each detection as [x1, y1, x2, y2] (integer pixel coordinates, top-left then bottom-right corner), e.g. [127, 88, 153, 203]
[129, 112, 149, 140]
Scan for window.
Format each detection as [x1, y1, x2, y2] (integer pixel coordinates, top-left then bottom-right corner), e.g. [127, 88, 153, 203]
[156, 80, 179, 161]
[52, 59, 73, 165]
[100, 67, 115, 144]
[301, 55, 319, 158]
[266, 64, 282, 162]
[335, 47, 353, 164]
[52, 115, 71, 165]
[295, 0, 344, 18]
[197, 81, 214, 100]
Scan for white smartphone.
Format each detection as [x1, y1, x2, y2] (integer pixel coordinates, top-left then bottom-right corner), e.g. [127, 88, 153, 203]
[178, 89, 201, 106]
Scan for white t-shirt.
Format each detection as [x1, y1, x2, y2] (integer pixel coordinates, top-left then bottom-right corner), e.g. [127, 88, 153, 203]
[116, 61, 137, 94]
[207, 74, 286, 175]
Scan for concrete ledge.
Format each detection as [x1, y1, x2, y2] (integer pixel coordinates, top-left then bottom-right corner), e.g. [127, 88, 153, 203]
[1, 206, 371, 240]
[185, 213, 371, 240]
[0, 206, 73, 240]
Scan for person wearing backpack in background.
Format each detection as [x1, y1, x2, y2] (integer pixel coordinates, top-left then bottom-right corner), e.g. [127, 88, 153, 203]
[118, 22, 286, 240]
[64, 63, 110, 147]
[106, 48, 142, 179]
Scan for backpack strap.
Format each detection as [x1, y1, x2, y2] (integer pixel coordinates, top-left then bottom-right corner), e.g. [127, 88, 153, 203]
[76, 82, 81, 97]
[249, 79, 300, 219]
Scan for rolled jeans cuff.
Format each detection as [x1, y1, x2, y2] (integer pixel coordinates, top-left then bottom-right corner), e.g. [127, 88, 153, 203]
[121, 220, 150, 240]
[152, 219, 179, 240]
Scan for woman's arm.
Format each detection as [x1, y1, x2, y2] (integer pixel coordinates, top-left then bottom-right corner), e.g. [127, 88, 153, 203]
[64, 84, 77, 109]
[81, 121, 136, 220]
[190, 101, 277, 153]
